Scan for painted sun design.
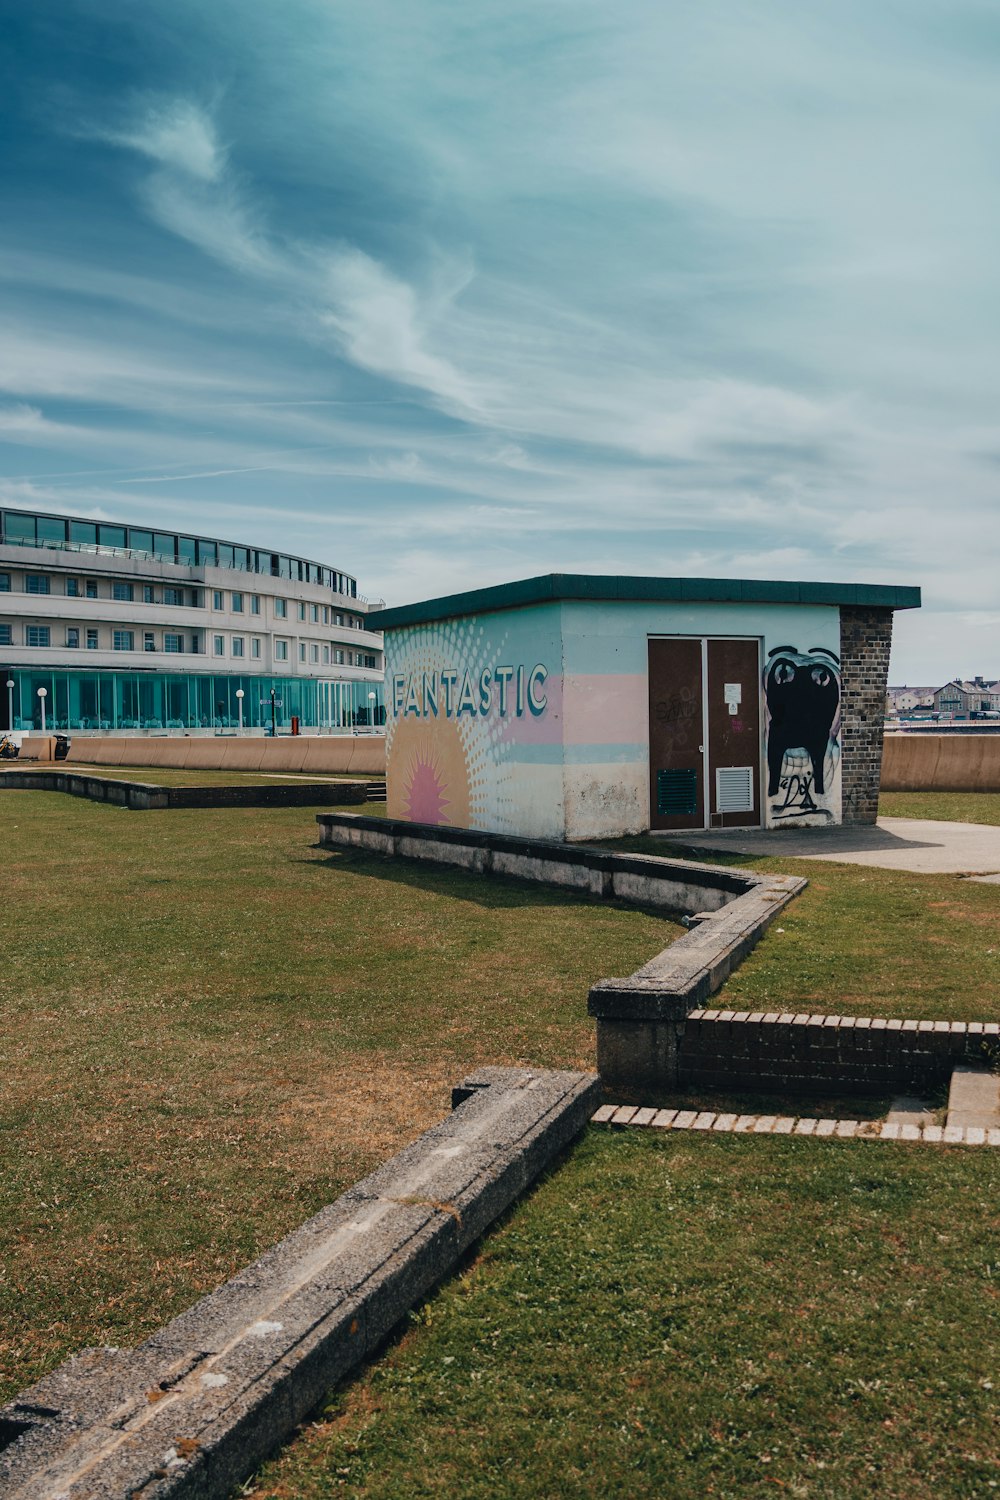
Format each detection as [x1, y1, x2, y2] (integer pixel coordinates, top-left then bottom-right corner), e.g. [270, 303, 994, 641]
[389, 717, 472, 827]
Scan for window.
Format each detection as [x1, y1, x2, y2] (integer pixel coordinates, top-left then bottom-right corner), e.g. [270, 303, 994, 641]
[100, 524, 126, 549]
[86, 580, 98, 599]
[36, 515, 66, 543]
[364, 653, 378, 669]
[232, 636, 244, 658]
[189, 588, 202, 608]
[299, 642, 306, 662]
[323, 606, 329, 625]
[232, 591, 244, 613]
[335, 649, 344, 665]
[251, 637, 261, 659]
[274, 639, 288, 662]
[66, 628, 79, 649]
[250, 594, 260, 615]
[26, 574, 50, 595]
[163, 586, 183, 607]
[0, 573, 9, 591]
[113, 582, 134, 602]
[323, 645, 330, 665]
[274, 598, 287, 619]
[144, 632, 156, 653]
[70, 520, 97, 545]
[335, 613, 344, 626]
[213, 590, 223, 610]
[143, 584, 155, 604]
[113, 630, 134, 651]
[164, 634, 183, 654]
[27, 626, 51, 647]
[213, 635, 225, 657]
[66, 578, 80, 597]
[130, 529, 154, 554]
[0, 625, 11, 646]
[86, 628, 98, 650]
[310, 604, 319, 623]
[297, 602, 306, 621]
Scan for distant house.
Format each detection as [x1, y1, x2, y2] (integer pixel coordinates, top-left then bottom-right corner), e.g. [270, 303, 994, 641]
[931, 677, 1000, 717]
[886, 685, 937, 715]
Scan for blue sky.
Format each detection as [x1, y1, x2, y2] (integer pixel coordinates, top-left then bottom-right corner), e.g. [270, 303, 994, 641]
[2, 1, 999, 680]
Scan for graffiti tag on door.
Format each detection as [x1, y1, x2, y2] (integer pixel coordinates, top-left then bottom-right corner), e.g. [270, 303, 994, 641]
[763, 646, 841, 823]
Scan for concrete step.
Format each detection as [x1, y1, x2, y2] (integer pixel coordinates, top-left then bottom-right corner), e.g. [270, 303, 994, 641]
[946, 1064, 1000, 1130]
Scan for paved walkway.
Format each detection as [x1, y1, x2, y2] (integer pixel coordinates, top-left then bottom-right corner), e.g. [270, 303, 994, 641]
[661, 817, 1000, 876]
[592, 1103, 999, 1147]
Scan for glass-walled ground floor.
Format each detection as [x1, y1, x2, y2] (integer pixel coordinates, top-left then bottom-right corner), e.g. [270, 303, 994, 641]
[1, 668, 385, 733]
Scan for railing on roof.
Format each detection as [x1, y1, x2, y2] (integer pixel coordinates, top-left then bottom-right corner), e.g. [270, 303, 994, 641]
[1, 533, 366, 603]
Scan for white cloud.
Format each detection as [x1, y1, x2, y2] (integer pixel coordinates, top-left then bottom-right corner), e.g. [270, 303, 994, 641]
[98, 98, 225, 181]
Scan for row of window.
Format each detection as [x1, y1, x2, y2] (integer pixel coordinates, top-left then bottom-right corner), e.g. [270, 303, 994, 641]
[0, 573, 370, 630]
[5, 621, 379, 669]
[0, 507, 359, 595]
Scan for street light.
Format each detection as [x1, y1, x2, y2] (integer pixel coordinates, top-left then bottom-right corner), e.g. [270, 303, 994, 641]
[368, 690, 376, 734]
[235, 687, 245, 734]
[5, 679, 13, 733]
[37, 686, 47, 734]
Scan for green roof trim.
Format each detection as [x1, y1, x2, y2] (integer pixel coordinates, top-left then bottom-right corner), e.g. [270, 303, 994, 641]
[367, 573, 922, 630]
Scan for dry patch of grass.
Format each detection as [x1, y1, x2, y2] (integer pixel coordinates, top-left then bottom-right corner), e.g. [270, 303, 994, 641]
[1, 791, 670, 1400]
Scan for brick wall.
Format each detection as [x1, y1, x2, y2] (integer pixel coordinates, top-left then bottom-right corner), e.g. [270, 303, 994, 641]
[679, 1009, 1000, 1096]
[839, 606, 894, 825]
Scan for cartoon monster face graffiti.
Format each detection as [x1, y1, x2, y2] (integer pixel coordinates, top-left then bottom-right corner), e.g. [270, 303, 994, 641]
[764, 646, 841, 820]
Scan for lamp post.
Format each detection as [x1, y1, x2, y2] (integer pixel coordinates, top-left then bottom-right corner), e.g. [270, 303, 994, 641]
[368, 690, 376, 734]
[37, 686, 47, 734]
[5, 679, 13, 732]
[236, 687, 245, 734]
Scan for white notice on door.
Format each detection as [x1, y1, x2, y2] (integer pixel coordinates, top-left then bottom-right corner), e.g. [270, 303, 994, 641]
[724, 682, 742, 706]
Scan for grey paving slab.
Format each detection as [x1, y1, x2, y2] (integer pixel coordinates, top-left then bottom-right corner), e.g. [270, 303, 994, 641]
[947, 1065, 1000, 1130]
[658, 818, 1000, 875]
[886, 1096, 936, 1127]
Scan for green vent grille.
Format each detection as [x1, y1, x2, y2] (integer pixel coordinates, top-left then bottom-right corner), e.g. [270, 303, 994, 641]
[657, 767, 698, 817]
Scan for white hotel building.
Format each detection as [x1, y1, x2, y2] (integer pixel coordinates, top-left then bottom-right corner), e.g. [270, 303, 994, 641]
[0, 506, 385, 734]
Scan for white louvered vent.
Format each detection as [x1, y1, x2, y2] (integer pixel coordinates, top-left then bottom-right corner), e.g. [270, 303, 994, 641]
[716, 765, 755, 814]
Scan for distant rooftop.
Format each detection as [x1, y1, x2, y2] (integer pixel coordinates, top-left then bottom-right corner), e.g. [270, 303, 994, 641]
[369, 573, 922, 631]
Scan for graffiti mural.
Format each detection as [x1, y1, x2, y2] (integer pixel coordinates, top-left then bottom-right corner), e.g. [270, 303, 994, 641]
[763, 645, 841, 823]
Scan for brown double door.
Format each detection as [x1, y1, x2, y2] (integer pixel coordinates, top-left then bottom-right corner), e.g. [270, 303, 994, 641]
[648, 637, 762, 831]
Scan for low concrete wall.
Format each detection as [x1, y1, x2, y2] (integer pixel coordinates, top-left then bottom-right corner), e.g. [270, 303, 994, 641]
[679, 1009, 1000, 1096]
[882, 733, 1000, 792]
[0, 770, 369, 811]
[65, 734, 386, 777]
[0, 1068, 598, 1500]
[318, 813, 807, 1102]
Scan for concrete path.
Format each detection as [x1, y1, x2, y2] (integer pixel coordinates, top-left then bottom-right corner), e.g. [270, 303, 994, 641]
[661, 817, 1000, 876]
[947, 1065, 1000, 1130]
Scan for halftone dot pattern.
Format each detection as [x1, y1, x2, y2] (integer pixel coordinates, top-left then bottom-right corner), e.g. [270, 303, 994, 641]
[386, 615, 520, 829]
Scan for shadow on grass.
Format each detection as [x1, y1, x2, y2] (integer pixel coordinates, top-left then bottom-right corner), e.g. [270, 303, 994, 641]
[304, 845, 683, 924]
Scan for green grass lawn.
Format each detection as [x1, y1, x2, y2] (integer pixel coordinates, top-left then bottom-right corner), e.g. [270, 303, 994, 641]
[0, 792, 667, 1402]
[599, 835, 1000, 1025]
[250, 1127, 1000, 1500]
[880, 790, 1000, 826]
[54, 763, 380, 786]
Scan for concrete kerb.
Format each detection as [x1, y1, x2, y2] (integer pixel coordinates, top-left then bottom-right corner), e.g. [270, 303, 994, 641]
[0, 1067, 599, 1500]
[316, 812, 807, 1100]
[0, 769, 371, 811]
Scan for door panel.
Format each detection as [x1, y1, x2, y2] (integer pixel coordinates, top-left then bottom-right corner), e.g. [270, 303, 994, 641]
[648, 638, 704, 830]
[706, 638, 761, 827]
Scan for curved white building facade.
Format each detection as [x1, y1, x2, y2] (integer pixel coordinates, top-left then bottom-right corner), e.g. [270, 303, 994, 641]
[0, 507, 384, 734]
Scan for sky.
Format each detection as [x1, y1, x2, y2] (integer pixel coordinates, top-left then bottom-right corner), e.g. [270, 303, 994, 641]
[2, 1, 999, 682]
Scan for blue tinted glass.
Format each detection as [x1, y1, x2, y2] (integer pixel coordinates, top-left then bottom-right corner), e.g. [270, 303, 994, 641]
[129, 529, 154, 552]
[5, 511, 35, 542]
[99, 525, 127, 548]
[36, 515, 67, 542]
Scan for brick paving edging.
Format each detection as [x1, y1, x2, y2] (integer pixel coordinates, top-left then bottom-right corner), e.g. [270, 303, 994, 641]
[592, 1103, 1000, 1146]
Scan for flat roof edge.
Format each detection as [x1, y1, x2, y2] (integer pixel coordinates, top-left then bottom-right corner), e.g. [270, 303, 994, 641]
[368, 574, 922, 629]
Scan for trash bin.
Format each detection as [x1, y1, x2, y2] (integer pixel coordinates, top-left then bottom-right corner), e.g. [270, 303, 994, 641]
[53, 733, 71, 761]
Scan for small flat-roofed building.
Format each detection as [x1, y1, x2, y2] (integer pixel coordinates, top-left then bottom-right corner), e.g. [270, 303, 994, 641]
[368, 573, 920, 840]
